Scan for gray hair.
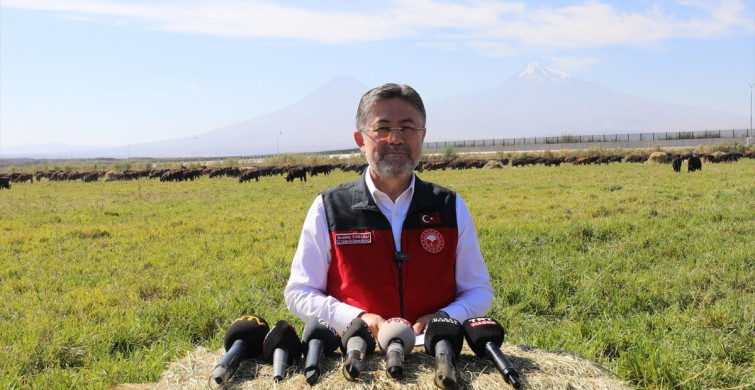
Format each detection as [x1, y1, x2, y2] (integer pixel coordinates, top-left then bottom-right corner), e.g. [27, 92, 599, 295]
[355, 83, 426, 130]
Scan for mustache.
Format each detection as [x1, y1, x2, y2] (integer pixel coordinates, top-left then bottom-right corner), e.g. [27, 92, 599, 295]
[379, 145, 412, 156]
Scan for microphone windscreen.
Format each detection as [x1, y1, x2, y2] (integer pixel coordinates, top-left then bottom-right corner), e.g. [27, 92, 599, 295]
[262, 320, 303, 364]
[301, 318, 340, 356]
[462, 317, 505, 357]
[377, 317, 415, 353]
[340, 317, 376, 354]
[424, 317, 464, 356]
[223, 314, 270, 358]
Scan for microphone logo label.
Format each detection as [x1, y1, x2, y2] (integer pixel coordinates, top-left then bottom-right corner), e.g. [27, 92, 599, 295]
[236, 315, 268, 327]
[420, 229, 445, 254]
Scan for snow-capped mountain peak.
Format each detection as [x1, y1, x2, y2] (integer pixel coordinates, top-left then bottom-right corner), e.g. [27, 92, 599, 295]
[517, 62, 573, 86]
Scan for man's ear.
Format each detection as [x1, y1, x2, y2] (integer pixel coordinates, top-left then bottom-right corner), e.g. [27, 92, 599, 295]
[354, 131, 365, 148]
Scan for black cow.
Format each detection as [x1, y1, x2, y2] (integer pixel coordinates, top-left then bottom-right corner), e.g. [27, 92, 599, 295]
[239, 168, 261, 183]
[285, 167, 307, 182]
[423, 161, 448, 171]
[0, 177, 10, 190]
[160, 170, 185, 182]
[688, 156, 702, 172]
[83, 172, 100, 182]
[671, 157, 682, 173]
[13, 173, 34, 183]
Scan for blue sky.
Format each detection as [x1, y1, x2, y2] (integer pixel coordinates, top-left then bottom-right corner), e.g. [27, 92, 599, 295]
[1, 0, 754, 149]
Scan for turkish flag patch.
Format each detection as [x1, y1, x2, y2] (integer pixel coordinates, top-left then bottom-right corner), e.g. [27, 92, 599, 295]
[419, 211, 441, 225]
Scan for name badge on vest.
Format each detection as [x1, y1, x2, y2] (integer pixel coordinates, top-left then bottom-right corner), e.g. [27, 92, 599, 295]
[335, 232, 372, 245]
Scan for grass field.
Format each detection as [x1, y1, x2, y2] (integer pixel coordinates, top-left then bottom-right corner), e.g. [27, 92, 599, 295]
[1, 159, 753, 389]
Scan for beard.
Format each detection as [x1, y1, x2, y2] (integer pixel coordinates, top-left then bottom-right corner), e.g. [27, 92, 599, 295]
[367, 144, 417, 179]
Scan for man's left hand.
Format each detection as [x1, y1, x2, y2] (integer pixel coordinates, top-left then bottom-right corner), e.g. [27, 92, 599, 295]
[412, 313, 438, 335]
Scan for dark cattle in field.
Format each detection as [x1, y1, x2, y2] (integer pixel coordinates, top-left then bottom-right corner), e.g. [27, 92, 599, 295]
[671, 157, 682, 172]
[423, 161, 448, 171]
[160, 169, 185, 182]
[13, 173, 34, 184]
[239, 168, 261, 183]
[688, 156, 702, 172]
[310, 164, 334, 176]
[624, 154, 646, 163]
[573, 156, 599, 165]
[83, 172, 100, 182]
[0, 177, 10, 190]
[339, 163, 368, 173]
[285, 167, 307, 182]
[149, 169, 167, 179]
[183, 169, 202, 181]
[511, 157, 538, 167]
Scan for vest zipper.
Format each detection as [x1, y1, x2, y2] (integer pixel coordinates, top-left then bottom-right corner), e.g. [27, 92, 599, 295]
[394, 251, 410, 318]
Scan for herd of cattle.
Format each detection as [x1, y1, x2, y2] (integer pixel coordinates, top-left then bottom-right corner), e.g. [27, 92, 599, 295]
[0, 150, 751, 190]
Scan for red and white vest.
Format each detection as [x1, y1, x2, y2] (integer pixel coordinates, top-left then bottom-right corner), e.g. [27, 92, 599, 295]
[321, 174, 458, 324]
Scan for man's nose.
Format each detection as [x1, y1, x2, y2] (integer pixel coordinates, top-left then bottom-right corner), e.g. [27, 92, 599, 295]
[387, 128, 404, 143]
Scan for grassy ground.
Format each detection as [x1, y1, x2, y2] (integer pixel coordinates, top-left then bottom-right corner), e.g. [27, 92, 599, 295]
[1, 160, 753, 389]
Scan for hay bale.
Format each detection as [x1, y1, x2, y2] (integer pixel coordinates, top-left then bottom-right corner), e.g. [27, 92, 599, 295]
[646, 152, 670, 164]
[113, 344, 632, 390]
[481, 160, 505, 169]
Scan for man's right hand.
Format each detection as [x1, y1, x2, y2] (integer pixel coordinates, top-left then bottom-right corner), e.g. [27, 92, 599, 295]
[358, 312, 386, 338]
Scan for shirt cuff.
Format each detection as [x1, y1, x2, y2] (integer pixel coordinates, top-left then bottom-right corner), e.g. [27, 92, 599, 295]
[332, 304, 368, 333]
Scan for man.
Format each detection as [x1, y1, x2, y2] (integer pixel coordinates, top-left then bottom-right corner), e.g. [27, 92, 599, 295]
[284, 83, 493, 337]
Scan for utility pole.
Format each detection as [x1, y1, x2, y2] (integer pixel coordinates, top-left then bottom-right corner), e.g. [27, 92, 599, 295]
[750, 83, 754, 137]
[277, 132, 282, 154]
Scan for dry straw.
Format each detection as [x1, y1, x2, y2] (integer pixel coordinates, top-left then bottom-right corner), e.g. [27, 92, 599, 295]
[114, 343, 632, 390]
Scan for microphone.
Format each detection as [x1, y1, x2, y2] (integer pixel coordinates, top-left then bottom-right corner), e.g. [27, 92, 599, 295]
[339, 317, 376, 381]
[300, 318, 340, 385]
[462, 317, 521, 389]
[210, 314, 269, 386]
[424, 317, 464, 389]
[377, 317, 415, 379]
[262, 320, 303, 382]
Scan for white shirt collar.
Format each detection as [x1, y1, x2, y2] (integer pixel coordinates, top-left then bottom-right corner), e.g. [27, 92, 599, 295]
[364, 169, 416, 203]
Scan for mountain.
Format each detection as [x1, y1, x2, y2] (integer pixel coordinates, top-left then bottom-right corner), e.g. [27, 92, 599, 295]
[1, 65, 747, 158]
[85, 75, 369, 159]
[425, 63, 745, 142]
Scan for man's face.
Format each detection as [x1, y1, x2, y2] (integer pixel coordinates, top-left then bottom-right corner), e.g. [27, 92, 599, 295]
[354, 97, 426, 179]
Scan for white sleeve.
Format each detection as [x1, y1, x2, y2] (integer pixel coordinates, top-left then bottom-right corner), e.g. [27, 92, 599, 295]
[283, 195, 365, 333]
[442, 194, 494, 321]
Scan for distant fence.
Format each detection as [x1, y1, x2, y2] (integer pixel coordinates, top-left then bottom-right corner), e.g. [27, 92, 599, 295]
[421, 128, 752, 151]
[304, 128, 753, 156]
[1, 129, 752, 168]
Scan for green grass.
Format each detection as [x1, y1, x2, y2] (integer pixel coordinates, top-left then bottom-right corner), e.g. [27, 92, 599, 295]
[1, 160, 753, 389]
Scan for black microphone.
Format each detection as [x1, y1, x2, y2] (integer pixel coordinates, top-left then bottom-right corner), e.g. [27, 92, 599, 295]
[300, 318, 339, 385]
[424, 317, 464, 389]
[377, 317, 415, 379]
[262, 320, 303, 382]
[210, 314, 270, 386]
[339, 317, 376, 381]
[462, 317, 521, 389]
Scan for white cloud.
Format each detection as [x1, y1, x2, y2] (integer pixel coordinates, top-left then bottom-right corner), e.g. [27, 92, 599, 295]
[2, 0, 750, 50]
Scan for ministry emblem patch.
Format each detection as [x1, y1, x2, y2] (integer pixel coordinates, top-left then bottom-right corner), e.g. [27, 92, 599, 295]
[420, 229, 445, 253]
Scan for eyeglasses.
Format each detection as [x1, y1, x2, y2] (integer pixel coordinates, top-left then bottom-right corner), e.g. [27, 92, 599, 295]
[359, 126, 426, 140]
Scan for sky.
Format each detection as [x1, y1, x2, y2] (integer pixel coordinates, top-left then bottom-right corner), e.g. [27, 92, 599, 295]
[1, 0, 754, 150]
